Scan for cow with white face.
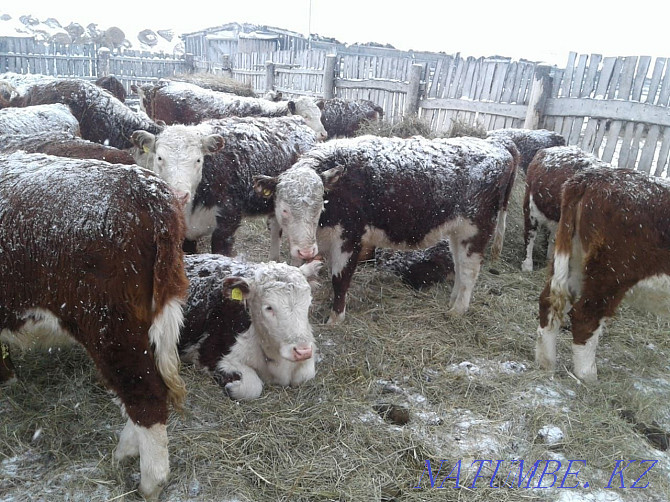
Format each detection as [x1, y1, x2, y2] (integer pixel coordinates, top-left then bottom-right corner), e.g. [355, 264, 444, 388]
[254, 164, 343, 263]
[132, 115, 318, 256]
[178, 254, 322, 399]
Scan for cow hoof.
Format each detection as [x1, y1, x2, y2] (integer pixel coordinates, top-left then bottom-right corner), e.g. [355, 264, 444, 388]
[521, 259, 534, 272]
[326, 311, 345, 325]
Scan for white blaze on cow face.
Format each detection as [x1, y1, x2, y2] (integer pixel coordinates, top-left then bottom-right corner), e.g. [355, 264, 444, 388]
[131, 126, 224, 205]
[289, 97, 328, 141]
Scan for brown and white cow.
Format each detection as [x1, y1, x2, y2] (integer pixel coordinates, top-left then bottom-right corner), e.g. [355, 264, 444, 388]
[8, 77, 163, 149]
[134, 80, 328, 140]
[0, 103, 81, 136]
[0, 152, 189, 500]
[0, 130, 136, 164]
[522, 146, 607, 272]
[131, 115, 318, 256]
[255, 134, 519, 323]
[536, 167, 670, 382]
[486, 128, 566, 173]
[315, 97, 384, 138]
[179, 254, 321, 399]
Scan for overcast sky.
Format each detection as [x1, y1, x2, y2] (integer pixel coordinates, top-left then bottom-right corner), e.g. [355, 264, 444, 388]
[2, 1, 669, 66]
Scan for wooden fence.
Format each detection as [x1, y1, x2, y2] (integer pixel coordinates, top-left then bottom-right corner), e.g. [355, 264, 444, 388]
[2, 37, 670, 177]
[237, 49, 670, 176]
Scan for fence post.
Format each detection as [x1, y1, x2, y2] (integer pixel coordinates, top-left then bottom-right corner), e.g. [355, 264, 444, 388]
[322, 54, 337, 99]
[405, 63, 423, 116]
[185, 53, 195, 74]
[97, 47, 110, 77]
[523, 64, 553, 129]
[265, 61, 275, 93]
[221, 55, 233, 78]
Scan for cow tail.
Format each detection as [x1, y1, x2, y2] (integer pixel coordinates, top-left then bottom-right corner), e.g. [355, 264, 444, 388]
[490, 148, 518, 261]
[149, 200, 190, 412]
[548, 178, 584, 316]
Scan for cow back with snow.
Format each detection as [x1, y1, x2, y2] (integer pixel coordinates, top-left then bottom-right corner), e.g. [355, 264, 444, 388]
[179, 254, 321, 400]
[536, 167, 670, 382]
[0, 103, 80, 136]
[487, 128, 566, 173]
[316, 97, 384, 138]
[9, 77, 162, 149]
[522, 146, 607, 271]
[0, 152, 189, 500]
[256, 134, 519, 323]
[136, 80, 327, 140]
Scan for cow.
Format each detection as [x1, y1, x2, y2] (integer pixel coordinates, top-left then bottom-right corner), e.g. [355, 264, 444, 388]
[315, 97, 384, 138]
[254, 134, 519, 323]
[374, 239, 454, 290]
[95, 75, 127, 103]
[0, 103, 80, 136]
[131, 115, 318, 256]
[487, 128, 566, 173]
[0, 152, 189, 500]
[8, 77, 163, 149]
[0, 130, 136, 164]
[536, 167, 670, 382]
[133, 80, 328, 140]
[178, 254, 322, 399]
[522, 146, 607, 272]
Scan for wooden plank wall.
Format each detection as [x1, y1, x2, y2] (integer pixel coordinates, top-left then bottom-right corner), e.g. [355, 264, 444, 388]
[420, 55, 536, 134]
[544, 53, 670, 176]
[274, 50, 326, 98]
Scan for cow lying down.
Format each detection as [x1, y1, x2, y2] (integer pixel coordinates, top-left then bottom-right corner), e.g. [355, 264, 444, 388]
[178, 254, 322, 399]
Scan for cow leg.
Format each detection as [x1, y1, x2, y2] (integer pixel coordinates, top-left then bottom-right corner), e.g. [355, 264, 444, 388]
[448, 248, 483, 315]
[267, 216, 283, 261]
[88, 331, 171, 500]
[0, 341, 16, 384]
[448, 236, 462, 308]
[216, 358, 264, 400]
[536, 279, 561, 372]
[522, 193, 539, 272]
[545, 228, 556, 261]
[211, 214, 242, 256]
[328, 240, 360, 325]
[569, 277, 629, 382]
[182, 239, 198, 254]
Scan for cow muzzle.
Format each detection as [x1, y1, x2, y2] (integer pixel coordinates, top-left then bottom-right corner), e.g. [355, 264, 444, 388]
[292, 344, 313, 361]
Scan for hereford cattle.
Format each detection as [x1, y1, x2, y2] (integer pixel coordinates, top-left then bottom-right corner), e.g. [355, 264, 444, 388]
[536, 167, 670, 382]
[8, 77, 162, 149]
[0, 152, 189, 499]
[0, 130, 135, 164]
[95, 75, 127, 103]
[374, 239, 454, 290]
[487, 128, 566, 172]
[315, 97, 384, 138]
[0, 103, 80, 136]
[133, 80, 327, 140]
[522, 146, 607, 272]
[179, 254, 322, 399]
[254, 134, 519, 323]
[131, 115, 318, 256]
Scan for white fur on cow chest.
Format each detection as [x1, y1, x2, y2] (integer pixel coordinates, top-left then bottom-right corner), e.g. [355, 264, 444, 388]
[625, 274, 670, 317]
[184, 204, 219, 241]
[1, 308, 75, 349]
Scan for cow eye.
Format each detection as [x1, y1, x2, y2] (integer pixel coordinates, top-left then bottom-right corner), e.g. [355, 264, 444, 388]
[157, 156, 163, 161]
[264, 305, 273, 312]
[196, 158, 201, 163]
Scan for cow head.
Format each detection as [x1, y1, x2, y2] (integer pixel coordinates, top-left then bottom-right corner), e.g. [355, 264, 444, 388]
[254, 165, 343, 261]
[222, 260, 322, 362]
[131, 126, 224, 205]
[288, 97, 328, 141]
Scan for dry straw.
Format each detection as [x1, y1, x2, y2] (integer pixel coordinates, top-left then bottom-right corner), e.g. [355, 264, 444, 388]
[1, 143, 669, 501]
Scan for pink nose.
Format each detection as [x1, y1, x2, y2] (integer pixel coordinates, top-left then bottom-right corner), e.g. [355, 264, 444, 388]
[297, 246, 317, 260]
[293, 346, 313, 361]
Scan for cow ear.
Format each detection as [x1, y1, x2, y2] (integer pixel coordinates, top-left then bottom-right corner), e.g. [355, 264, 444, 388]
[131, 130, 156, 153]
[203, 134, 224, 154]
[287, 100, 296, 114]
[315, 99, 325, 110]
[299, 260, 323, 289]
[321, 166, 344, 191]
[222, 277, 250, 301]
[156, 120, 167, 128]
[130, 84, 138, 93]
[253, 175, 279, 198]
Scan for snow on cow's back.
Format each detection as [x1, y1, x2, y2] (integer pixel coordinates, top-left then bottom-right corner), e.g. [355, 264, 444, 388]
[0, 103, 80, 136]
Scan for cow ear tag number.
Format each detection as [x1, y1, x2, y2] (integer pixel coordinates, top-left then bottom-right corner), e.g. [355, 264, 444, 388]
[231, 288, 244, 301]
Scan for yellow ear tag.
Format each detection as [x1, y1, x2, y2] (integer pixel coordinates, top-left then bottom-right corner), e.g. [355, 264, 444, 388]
[143, 145, 150, 154]
[231, 287, 244, 301]
[1, 343, 8, 360]
[262, 188, 272, 197]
